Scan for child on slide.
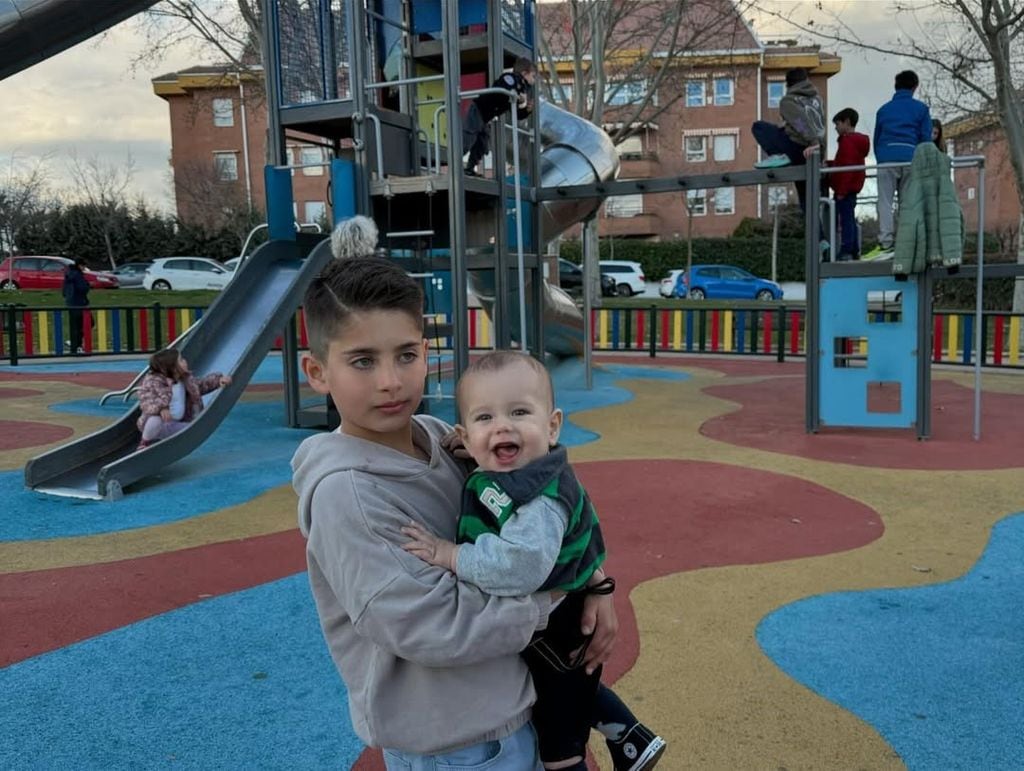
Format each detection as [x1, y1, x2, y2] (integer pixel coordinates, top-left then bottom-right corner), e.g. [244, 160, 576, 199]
[135, 348, 231, 451]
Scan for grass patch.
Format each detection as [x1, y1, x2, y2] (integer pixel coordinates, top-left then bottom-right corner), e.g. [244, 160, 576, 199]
[0, 289, 221, 309]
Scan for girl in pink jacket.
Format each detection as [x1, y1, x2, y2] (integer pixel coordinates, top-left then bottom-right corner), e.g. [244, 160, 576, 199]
[135, 348, 231, 450]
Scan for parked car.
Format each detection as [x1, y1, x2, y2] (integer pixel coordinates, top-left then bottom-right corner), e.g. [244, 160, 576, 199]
[556, 259, 617, 298]
[675, 265, 783, 301]
[224, 257, 242, 272]
[599, 260, 646, 296]
[142, 257, 232, 291]
[110, 261, 152, 288]
[557, 258, 583, 292]
[660, 269, 685, 298]
[0, 255, 119, 290]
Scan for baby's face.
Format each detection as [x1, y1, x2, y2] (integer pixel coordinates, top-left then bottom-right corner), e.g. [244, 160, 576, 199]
[456, 361, 562, 472]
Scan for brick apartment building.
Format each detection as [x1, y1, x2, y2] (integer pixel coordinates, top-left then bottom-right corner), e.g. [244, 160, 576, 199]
[153, 1, 838, 241]
[152, 67, 332, 227]
[945, 113, 1023, 245]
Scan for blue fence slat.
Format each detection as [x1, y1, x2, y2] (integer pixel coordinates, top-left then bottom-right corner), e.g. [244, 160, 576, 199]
[112, 309, 121, 353]
[962, 315, 973, 364]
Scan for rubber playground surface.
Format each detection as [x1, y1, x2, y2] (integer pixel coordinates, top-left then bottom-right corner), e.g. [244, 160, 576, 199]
[1, 353, 1022, 769]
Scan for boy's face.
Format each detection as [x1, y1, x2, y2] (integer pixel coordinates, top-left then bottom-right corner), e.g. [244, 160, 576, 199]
[834, 118, 852, 136]
[455, 360, 562, 472]
[302, 309, 428, 450]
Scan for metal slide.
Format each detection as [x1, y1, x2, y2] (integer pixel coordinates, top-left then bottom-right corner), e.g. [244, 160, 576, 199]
[468, 100, 620, 356]
[0, 0, 161, 81]
[25, 237, 335, 500]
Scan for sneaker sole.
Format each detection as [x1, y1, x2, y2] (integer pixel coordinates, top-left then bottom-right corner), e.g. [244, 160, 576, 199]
[626, 737, 666, 771]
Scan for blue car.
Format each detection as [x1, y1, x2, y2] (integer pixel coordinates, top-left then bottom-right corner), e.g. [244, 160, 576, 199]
[675, 265, 783, 301]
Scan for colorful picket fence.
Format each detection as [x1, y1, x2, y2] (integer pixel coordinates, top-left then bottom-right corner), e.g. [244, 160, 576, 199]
[3, 303, 1023, 369]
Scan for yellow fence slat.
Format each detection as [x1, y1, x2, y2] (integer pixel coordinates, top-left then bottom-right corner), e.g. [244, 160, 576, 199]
[722, 310, 733, 352]
[37, 311, 51, 355]
[946, 314, 959, 361]
[1009, 317, 1021, 365]
[673, 310, 683, 350]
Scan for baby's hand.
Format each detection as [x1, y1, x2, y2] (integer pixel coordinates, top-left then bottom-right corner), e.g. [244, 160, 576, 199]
[440, 431, 472, 461]
[219, 375, 233, 387]
[160, 408, 172, 422]
[401, 522, 459, 572]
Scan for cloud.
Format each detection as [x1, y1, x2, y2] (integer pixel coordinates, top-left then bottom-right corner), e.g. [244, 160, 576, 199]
[0, 18, 192, 212]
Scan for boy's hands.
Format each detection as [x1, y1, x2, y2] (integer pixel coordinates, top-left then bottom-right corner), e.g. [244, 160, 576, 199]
[440, 431, 472, 461]
[579, 591, 617, 673]
[401, 522, 459, 573]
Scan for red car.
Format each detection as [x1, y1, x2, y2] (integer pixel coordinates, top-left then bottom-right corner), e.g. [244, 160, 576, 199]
[0, 256, 119, 290]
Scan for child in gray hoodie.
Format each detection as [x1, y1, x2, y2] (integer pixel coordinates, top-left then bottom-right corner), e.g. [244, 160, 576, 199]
[292, 254, 618, 769]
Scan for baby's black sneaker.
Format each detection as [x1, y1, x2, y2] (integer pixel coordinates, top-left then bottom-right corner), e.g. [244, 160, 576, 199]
[606, 723, 666, 771]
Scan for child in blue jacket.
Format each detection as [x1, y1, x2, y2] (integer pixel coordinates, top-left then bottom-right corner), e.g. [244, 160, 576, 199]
[866, 70, 932, 259]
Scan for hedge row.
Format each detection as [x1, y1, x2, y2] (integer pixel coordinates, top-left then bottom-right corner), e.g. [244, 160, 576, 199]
[558, 237, 808, 282]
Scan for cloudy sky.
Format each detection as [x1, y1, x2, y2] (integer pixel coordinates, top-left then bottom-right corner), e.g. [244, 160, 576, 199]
[0, 1, 930, 214]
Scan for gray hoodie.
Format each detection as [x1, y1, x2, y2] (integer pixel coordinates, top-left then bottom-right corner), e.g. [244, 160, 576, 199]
[292, 414, 551, 754]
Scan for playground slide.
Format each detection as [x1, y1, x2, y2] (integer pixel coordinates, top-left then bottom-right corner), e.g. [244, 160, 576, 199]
[24, 237, 335, 500]
[0, 0, 160, 81]
[467, 100, 620, 356]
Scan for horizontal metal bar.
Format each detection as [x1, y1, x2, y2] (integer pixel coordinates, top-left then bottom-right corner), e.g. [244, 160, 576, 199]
[365, 74, 445, 90]
[821, 154, 985, 175]
[536, 166, 806, 201]
[386, 230, 436, 237]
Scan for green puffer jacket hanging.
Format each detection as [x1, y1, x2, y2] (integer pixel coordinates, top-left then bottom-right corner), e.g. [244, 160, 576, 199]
[893, 142, 964, 276]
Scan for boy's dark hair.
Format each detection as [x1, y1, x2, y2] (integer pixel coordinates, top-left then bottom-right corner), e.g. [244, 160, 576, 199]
[457, 350, 554, 411]
[785, 68, 808, 88]
[895, 70, 919, 90]
[832, 108, 859, 127]
[513, 57, 534, 76]
[304, 256, 424, 359]
[149, 348, 180, 379]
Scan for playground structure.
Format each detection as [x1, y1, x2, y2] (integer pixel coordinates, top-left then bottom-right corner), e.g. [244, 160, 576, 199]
[5, 0, 1023, 501]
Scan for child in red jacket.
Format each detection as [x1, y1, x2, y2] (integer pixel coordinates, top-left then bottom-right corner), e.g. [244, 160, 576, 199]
[829, 108, 871, 260]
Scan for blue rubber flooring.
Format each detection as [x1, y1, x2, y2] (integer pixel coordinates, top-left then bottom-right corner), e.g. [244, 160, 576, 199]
[757, 513, 1024, 770]
[1, 359, 687, 542]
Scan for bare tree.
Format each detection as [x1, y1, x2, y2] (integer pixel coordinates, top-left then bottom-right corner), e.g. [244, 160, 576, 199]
[537, 0, 758, 145]
[173, 159, 261, 248]
[65, 153, 137, 270]
[757, 0, 1024, 314]
[132, 1, 263, 75]
[0, 154, 51, 258]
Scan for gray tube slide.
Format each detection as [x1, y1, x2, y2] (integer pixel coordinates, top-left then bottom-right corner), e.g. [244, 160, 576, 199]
[468, 100, 620, 356]
[0, 0, 160, 81]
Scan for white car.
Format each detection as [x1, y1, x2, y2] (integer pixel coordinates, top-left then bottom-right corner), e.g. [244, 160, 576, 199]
[143, 257, 232, 291]
[599, 260, 646, 297]
[224, 257, 242, 272]
[660, 269, 685, 298]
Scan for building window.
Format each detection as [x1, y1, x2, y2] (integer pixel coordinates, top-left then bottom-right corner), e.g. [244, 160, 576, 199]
[767, 81, 785, 109]
[213, 151, 238, 181]
[212, 98, 234, 127]
[714, 187, 735, 215]
[685, 80, 706, 107]
[713, 78, 734, 106]
[967, 187, 976, 200]
[301, 146, 325, 176]
[606, 79, 649, 106]
[767, 184, 790, 207]
[617, 135, 643, 158]
[305, 201, 326, 223]
[686, 189, 706, 216]
[684, 135, 707, 162]
[713, 134, 736, 162]
[606, 194, 644, 217]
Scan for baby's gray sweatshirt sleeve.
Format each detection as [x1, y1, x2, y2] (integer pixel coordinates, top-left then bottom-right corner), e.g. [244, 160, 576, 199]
[455, 496, 569, 596]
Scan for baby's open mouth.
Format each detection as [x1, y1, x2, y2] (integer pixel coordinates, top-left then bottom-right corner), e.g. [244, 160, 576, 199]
[493, 442, 520, 463]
